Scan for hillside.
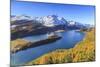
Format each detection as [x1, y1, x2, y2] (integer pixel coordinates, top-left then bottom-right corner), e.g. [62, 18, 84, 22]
[27, 28, 95, 65]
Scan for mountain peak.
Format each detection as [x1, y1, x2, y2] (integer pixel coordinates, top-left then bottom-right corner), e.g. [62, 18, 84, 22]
[42, 15, 67, 27]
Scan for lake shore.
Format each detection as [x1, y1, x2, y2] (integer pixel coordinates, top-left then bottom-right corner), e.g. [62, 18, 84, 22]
[27, 28, 95, 65]
[11, 35, 62, 53]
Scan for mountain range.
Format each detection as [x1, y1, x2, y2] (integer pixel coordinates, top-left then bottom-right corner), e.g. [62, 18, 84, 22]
[11, 15, 87, 28]
[11, 15, 93, 40]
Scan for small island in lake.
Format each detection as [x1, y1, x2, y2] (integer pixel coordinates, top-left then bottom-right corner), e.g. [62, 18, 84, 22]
[11, 32, 62, 53]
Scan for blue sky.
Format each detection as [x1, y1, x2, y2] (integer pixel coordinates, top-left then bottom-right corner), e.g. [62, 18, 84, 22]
[11, 0, 95, 25]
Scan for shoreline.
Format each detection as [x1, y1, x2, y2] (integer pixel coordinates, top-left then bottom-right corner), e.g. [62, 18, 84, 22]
[27, 29, 95, 65]
[11, 36, 62, 53]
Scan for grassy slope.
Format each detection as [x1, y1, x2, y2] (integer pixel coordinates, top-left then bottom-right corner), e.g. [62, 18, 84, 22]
[27, 29, 95, 65]
[11, 39, 30, 52]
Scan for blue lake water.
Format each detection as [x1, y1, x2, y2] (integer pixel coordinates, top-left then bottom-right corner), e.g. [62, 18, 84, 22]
[11, 30, 85, 66]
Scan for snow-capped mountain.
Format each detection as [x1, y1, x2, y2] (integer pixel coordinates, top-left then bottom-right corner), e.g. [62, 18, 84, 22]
[68, 21, 76, 26]
[11, 15, 33, 21]
[11, 15, 68, 27]
[67, 21, 81, 26]
[42, 15, 67, 27]
[11, 14, 91, 29]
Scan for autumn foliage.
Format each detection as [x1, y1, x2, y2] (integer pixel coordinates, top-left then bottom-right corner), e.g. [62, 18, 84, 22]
[27, 29, 95, 65]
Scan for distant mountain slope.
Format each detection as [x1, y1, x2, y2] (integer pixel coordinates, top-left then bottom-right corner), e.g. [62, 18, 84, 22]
[11, 15, 93, 40]
[11, 15, 68, 27]
[11, 15, 91, 28]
